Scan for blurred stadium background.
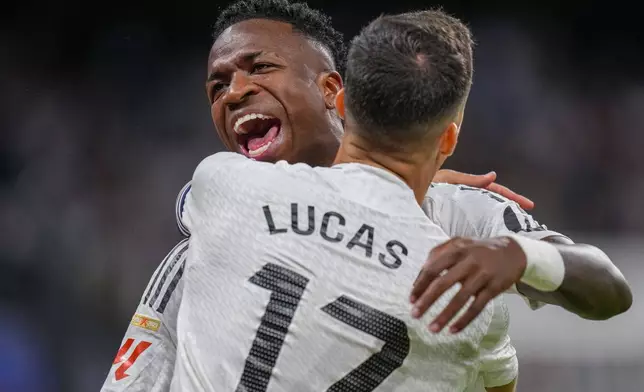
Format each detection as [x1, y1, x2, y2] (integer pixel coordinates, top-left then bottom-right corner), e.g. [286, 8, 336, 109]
[1, 0, 642, 391]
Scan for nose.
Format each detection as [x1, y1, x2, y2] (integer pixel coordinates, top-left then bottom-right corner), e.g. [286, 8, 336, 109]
[223, 71, 259, 109]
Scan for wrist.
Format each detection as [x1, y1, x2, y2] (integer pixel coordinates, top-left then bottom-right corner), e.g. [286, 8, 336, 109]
[505, 234, 565, 292]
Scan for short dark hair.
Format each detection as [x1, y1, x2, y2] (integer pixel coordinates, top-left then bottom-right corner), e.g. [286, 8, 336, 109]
[344, 10, 474, 148]
[213, 0, 346, 74]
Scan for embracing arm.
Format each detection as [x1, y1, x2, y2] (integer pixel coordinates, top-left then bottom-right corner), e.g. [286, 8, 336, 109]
[516, 235, 632, 320]
[419, 183, 632, 332]
[410, 234, 633, 334]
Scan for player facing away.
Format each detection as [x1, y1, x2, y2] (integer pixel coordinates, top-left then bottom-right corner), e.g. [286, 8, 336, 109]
[171, 9, 518, 391]
[99, 1, 631, 392]
[202, 0, 630, 329]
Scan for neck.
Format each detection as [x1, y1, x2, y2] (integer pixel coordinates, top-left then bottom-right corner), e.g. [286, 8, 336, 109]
[333, 131, 439, 205]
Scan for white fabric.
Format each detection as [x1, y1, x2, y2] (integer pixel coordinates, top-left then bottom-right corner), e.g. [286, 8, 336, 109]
[423, 182, 570, 311]
[101, 165, 577, 392]
[507, 234, 565, 292]
[100, 239, 187, 392]
[169, 152, 518, 391]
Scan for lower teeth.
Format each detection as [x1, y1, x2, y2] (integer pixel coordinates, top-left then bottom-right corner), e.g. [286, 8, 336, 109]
[248, 140, 273, 157]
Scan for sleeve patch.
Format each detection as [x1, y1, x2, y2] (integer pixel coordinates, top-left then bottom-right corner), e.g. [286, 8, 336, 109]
[131, 314, 161, 332]
[176, 182, 192, 237]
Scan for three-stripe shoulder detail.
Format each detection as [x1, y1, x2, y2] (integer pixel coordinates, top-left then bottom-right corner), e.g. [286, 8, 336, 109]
[143, 238, 189, 314]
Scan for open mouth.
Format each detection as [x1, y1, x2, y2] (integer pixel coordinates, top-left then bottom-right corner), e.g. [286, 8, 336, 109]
[234, 113, 282, 158]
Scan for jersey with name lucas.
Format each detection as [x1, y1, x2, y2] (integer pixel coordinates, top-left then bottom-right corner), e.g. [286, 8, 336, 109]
[173, 152, 517, 392]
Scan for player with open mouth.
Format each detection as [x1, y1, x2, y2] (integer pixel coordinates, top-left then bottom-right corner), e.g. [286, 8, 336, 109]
[100, 2, 632, 392]
[232, 112, 283, 159]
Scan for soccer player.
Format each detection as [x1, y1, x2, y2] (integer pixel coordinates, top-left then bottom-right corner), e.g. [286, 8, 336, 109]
[175, 9, 522, 390]
[100, 1, 631, 391]
[202, 0, 630, 328]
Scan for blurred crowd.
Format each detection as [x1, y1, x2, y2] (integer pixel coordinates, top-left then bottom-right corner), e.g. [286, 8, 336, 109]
[1, 9, 643, 392]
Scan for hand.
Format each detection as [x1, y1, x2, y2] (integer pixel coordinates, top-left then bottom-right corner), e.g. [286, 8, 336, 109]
[432, 170, 535, 211]
[410, 237, 527, 334]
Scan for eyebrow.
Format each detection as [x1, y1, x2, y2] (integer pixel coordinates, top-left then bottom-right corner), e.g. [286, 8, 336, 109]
[207, 51, 264, 82]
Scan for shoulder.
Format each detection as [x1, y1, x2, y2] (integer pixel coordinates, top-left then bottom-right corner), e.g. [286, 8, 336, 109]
[192, 152, 249, 184]
[427, 183, 511, 208]
[174, 157, 315, 236]
[192, 153, 317, 191]
[188, 152, 261, 206]
[423, 183, 511, 237]
[425, 184, 512, 221]
[424, 183, 565, 240]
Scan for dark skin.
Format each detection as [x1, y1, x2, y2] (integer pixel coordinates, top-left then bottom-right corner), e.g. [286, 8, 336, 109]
[207, 19, 632, 331]
[410, 235, 633, 333]
[207, 19, 343, 168]
[207, 19, 534, 208]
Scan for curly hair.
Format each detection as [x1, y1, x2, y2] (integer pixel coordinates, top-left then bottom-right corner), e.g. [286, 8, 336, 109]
[213, 0, 346, 73]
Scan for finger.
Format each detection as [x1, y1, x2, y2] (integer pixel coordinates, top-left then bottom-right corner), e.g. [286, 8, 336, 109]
[449, 288, 496, 334]
[428, 269, 490, 333]
[424, 238, 466, 267]
[433, 169, 497, 188]
[411, 246, 463, 303]
[413, 238, 462, 286]
[411, 256, 473, 319]
[485, 183, 535, 211]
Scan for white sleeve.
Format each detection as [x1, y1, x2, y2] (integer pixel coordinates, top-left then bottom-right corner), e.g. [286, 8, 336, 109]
[478, 297, 518, 388]
[422, 184, 480, 238]
[483, 193, 574, 310]
[100, 239, 188, 392]
[483, 197, 570, 242]
[425, 183, 569, 241]
[425, 183, 571, 310]
[183, 152, 252, 229]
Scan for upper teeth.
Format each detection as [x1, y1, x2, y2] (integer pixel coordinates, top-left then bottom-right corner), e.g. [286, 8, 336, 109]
[234, 113, 274, 134]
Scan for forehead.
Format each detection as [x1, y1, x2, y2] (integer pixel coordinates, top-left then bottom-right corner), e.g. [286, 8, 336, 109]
[209, 19, 330, 71]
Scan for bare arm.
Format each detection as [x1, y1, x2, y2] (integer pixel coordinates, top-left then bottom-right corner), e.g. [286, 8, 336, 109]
[516, 235, 632, 320]
[486, 378, 517, 392]
[418, 185, 632, 332]
[411, 235, 633, 334]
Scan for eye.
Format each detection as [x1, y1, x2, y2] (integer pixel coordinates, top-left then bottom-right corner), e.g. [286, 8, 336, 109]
[208, 82, 228, 102]
[251, 63, 274, 73]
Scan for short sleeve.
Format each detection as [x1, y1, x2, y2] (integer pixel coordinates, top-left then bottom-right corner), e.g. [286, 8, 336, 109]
[424, 183, 572, 310]
[100, 240, 188, 392]
[484, 199, 570, 242]
[425, 183, 569, 241]
[484, 198, 574, 310]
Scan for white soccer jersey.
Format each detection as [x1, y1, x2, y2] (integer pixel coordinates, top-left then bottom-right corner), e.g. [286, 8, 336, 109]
[101, 163, 578, 392]
[424, 182, 566, 243]
[167, 152, 517, 392]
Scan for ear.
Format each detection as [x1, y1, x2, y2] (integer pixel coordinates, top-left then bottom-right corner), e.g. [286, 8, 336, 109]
[318, 71, 343, 110]
[335, 88, 345, 119]
[438, 122, 460, 157]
